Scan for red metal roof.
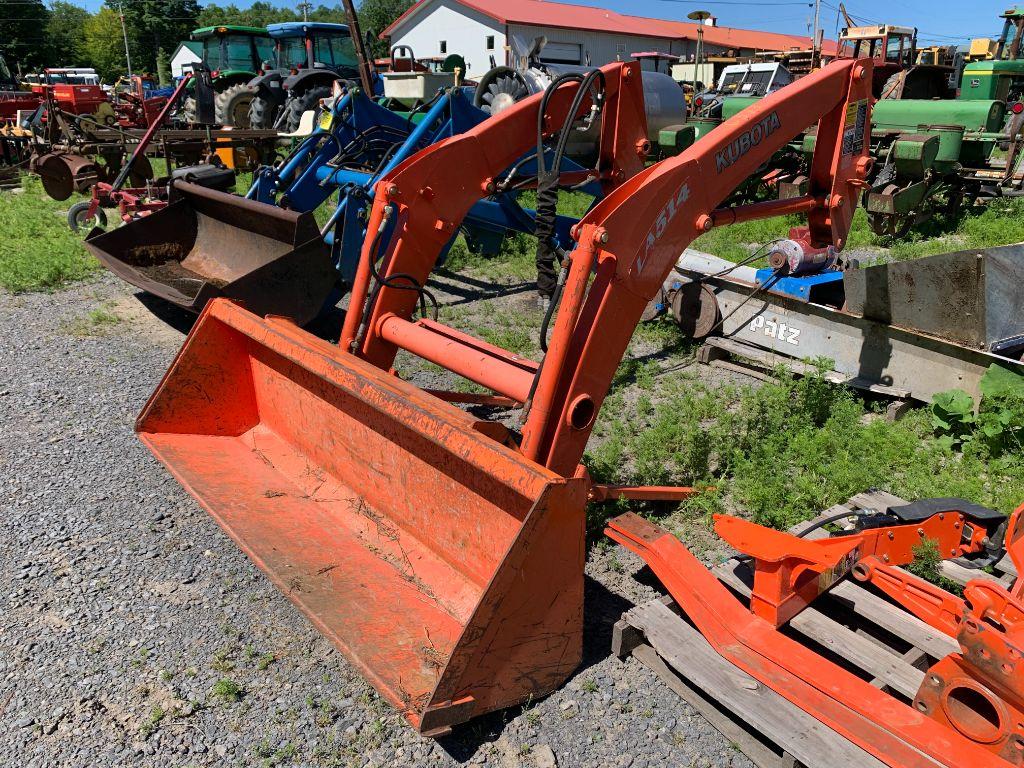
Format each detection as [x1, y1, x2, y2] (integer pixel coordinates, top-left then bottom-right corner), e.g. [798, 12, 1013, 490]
[384, 0, 837, 54]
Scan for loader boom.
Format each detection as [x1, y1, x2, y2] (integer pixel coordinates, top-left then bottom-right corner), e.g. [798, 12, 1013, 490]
[347, 58, 873, 476]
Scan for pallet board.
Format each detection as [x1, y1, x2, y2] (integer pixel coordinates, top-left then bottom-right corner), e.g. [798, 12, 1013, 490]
[613, 490, 1017, 768]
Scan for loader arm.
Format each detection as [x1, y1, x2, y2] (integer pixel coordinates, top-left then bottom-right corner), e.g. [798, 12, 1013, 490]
[348, 59, 874, 475]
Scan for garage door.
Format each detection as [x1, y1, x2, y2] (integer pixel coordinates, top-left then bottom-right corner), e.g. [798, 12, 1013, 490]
[540, 42, 582, 65]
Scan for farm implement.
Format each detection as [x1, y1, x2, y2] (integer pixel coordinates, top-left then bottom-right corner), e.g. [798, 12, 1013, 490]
[608, 494, 1024, 768]
[67, 73, 235, 234]
[85, 72, 621, 324]
[128, 57, 878, 736]
[657, 240, 1024, 406]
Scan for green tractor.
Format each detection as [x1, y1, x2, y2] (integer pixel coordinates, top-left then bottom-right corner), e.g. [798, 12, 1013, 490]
[960, 5, 1024, 104]
[181, 25, 274, 127]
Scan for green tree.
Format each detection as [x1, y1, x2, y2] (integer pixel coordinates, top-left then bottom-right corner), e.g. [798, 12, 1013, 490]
[156, 46, 171, 85]
[47, 1, 91, 67]
[357, 0, 414, 58]
[111, 0, 200, 75]
[84, 6, 132, 82]
[0, 0, 51, 72]
[196, 2, 298, 27]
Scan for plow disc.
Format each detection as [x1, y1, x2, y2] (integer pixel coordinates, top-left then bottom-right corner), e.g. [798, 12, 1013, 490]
[34, 152, 100, 200]
[84, 182, 336, 325]
[137, 299, 589, 734]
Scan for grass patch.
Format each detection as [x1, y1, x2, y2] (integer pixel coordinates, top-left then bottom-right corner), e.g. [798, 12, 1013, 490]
[586, 363, 1024, 534]
[690, 197, 1024, 265]
[64, 302, 123, 337]
[0, 176, 99, 292]
[210, 678, 244, 703]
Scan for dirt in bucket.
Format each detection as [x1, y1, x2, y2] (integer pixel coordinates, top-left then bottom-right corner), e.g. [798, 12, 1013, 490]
[126, 242, 228, 299]
[125, 242, 188, 267]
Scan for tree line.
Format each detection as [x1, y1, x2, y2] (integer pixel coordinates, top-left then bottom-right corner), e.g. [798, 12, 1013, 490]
[0, 0, 413, 82]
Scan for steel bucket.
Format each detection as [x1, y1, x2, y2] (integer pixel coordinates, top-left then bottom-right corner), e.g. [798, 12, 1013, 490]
[136, 299, 588, 735]
[84, 181, 337, 325]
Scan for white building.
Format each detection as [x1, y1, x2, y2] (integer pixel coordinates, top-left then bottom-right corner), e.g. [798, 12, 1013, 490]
[170, 41, 203, 79]
[383, 0, 830, 79]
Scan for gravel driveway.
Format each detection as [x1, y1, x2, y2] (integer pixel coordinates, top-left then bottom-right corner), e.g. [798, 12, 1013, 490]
[0, 274, 753, 768]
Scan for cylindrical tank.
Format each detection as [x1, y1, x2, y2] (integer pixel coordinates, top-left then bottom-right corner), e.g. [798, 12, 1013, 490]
[923, 124, 966, 171]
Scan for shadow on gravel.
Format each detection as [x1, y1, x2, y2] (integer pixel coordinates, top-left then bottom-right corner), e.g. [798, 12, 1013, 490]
[436, 576, 633, 762]
[431, 269, 535, 306]
[135, 292, 197, 335]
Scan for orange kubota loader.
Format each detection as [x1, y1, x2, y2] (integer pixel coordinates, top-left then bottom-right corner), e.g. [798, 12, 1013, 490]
[134, 59, 879, 736]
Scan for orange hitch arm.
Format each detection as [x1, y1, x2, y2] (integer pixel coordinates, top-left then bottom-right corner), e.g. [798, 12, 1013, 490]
[717, 506, 995, 627]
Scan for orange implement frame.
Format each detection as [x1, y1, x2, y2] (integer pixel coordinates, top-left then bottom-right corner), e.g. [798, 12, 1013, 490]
[606, 506, 1024, 768]
[715, 508, 991, 627]
[136, 58, 876, 734]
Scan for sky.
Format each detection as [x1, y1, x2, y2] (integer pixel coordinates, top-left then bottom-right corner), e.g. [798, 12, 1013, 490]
[69, 0, 1011, 45]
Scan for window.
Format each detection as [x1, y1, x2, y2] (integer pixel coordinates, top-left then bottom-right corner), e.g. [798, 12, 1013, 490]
[616, 43, 626, 54]
[277, 37, 307, 69]
[312, 33, 358, 69]
[440, 40, 447, 54]
[486, 35, 495, 50]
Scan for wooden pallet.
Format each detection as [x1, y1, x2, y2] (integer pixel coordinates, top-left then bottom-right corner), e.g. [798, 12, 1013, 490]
[612, 490, 1017, 768]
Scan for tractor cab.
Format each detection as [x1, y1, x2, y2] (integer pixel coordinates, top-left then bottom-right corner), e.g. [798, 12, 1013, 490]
[692, 62, 792, 118]
[182, 26, 272, 126]
[264, 22, 358, 73]
[246, 23, 360, 132]
[840, 24, 955, 99]
[193, 25, 273, 75]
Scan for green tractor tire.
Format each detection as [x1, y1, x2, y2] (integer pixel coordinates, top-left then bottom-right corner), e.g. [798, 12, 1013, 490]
[217, 83, 257, 128]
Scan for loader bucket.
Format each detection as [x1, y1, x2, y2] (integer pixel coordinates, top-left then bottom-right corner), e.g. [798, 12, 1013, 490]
[84, 182, 337, 326]
[137, 299, 589, 735]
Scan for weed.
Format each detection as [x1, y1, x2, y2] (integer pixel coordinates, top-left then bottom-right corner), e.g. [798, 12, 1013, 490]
[211, 648, 235, 672]
[907, 539, 964, 595]
[315, 699, 336, 727]
[584, 364, 1024, 536]
[256, 652, 275, 671]
[931, 365, 1024, 456]
[690, 197, 1024, 266]
[519, 744, 532, 756]
[139, 705, 165, 738]
[580, 679, 599, 693]
[210, 678, 244, 703]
